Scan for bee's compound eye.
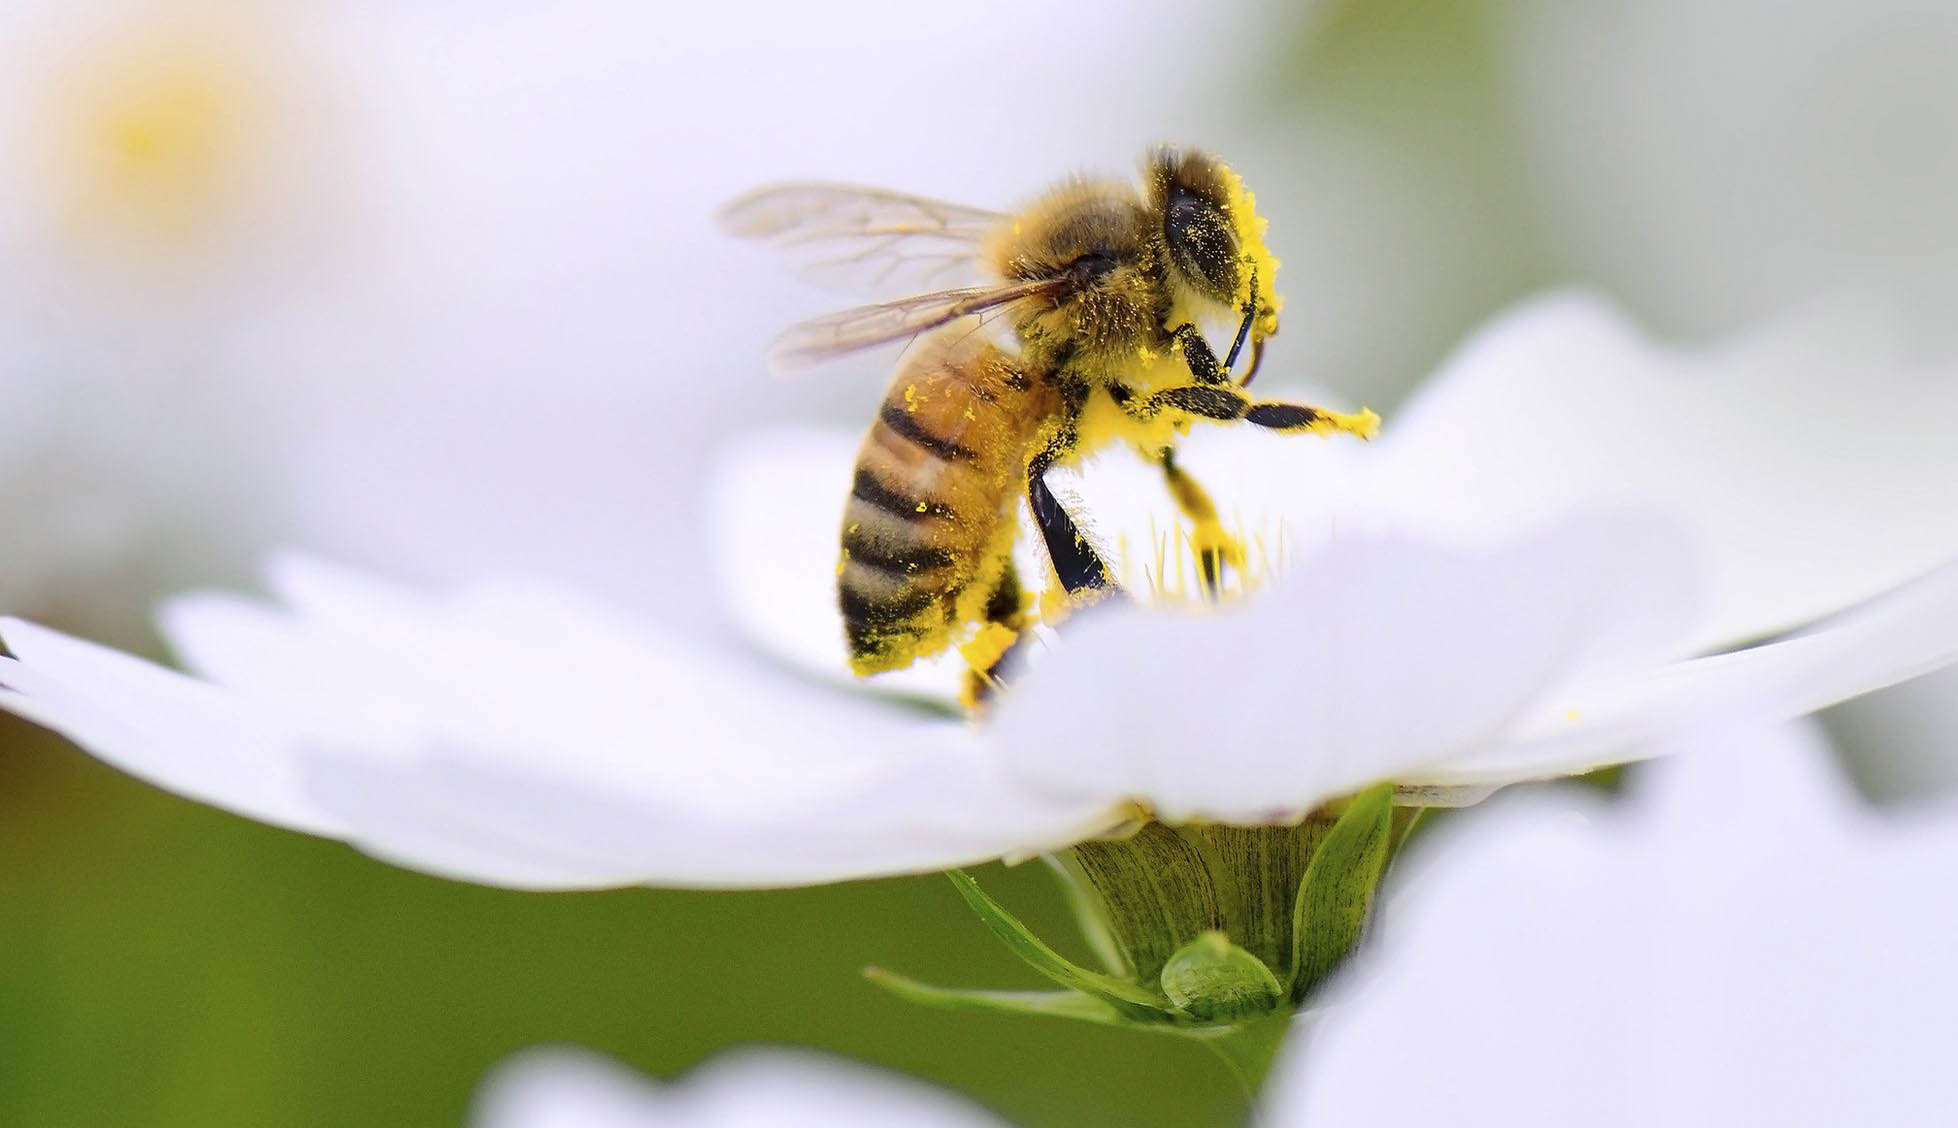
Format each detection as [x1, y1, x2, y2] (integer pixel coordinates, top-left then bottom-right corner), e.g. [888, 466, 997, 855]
[1164, 188, 1241, 302]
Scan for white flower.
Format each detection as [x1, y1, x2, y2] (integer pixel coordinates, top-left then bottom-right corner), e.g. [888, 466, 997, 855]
[472, 1047, 1005, 1128]
[1267, 717, 1958, 1124]
[2, 294, 1955, 891]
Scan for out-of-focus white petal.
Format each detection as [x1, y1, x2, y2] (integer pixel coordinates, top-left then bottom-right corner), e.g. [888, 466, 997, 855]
[984, 510, 1702, 823]
[1360, 291, 1958, 650]
[0, 617, 342, 837]
[1270, 720, 1958, 1125]
[710, 427, 968, 706]
[1, 564, 1116, 890]
[1431, 556, 1958, 787]
[473, 1047, 1006, 1128]
[294, 736, 1114, 891]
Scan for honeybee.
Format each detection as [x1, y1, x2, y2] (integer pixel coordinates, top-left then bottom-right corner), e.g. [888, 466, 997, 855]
[722, 148, 1377, 700]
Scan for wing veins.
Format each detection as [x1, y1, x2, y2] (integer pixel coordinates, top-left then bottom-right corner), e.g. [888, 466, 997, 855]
[767, 279, 1061, 373]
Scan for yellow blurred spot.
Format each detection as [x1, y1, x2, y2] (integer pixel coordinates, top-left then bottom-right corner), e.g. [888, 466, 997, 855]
[59, 39, 258, 246]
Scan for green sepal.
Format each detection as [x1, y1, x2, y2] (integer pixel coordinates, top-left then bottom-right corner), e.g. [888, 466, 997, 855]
[1040, 854, 1132, 977]
[1289, 783, 1394, 1001]
[1159, 931, 1285, 1022]
[945, 870, 1168, 1019]
[866, 968, 1298, 1096]
[862, 969, 1135, 1028]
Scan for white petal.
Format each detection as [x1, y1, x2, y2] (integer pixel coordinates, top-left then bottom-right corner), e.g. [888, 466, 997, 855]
[1364, 291, 1958, 650]
[1270, 720, 1958, 1124]
[1433, 555, 1958, 787]
[473, 1047, 1007, 1128]
[0, 618, 344, 838]
[709, 427, 968, 705]
[292, 735, 1113, 890]
[2, 563, 1115, 890]
[985, 509, 1702, 822]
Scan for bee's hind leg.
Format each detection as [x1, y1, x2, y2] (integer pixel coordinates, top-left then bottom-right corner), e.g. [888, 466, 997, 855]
[958, 439, 1121, 707]
[959, 560, 1028, 708]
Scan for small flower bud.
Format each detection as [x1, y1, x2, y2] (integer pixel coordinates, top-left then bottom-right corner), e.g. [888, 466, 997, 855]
[1160, 931, 1285, 1022]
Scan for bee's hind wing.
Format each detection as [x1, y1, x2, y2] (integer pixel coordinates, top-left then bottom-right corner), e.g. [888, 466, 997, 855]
[719, 183, 1007, 296]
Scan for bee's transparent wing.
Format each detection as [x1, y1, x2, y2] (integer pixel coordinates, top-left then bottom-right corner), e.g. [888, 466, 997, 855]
[719, 183, 1007, 296]
[767, 279, 1061, 373]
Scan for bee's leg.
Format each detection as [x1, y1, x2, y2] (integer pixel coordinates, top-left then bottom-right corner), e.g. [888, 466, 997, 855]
[1166, 323, 1231, 385]
[1168, 266, 1261, 385]
[1158, 447, 1241, 601]
[1026, 429, 1114, 598]
[1131, 383, 1380, 440]
[959, 560, 1027, 708]
[967, 454, 1121, 706]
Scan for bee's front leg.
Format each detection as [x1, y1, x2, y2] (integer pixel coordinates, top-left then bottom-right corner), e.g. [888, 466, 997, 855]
[1166, 323, 1231, 385]
[1127, 383, 1380, 440]
[1167, 266, 1261, 386]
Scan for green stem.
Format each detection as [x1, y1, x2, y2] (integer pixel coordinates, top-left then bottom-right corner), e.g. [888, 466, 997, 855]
[1196, 1013, 1294, 1107]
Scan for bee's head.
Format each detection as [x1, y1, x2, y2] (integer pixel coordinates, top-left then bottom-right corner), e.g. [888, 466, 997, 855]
[1147, 147, 1282, 344]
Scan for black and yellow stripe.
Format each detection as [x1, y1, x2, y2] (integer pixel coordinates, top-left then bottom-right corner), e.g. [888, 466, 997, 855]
[838, 334, 1057, 675]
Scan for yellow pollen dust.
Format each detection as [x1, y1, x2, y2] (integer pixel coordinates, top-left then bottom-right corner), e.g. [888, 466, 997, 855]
[1326, 407, 1381, 441]
[958, 622, 1019, 675]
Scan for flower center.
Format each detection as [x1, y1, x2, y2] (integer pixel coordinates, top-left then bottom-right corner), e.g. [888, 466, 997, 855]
[1109, 517, 1284, 606]
[31, 16, 273, 255]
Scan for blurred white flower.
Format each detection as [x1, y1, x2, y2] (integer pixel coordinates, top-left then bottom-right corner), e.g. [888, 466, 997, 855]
[2, 293, 1956, 890]
[1268, 717, 1958, 1124]
[0, 0, 367, 643]
[472, 1047, 1003, 1128]
[1826, 662, 1958, 800]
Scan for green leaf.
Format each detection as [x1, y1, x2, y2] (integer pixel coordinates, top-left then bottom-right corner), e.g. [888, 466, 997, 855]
[945, 870, 1169, 1019]
[862, 969, 1136, 1028]
[1289, 783, 1394, 1000]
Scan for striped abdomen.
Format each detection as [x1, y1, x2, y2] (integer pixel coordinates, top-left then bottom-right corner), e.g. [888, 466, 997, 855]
[839, 335, 1057, 675]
